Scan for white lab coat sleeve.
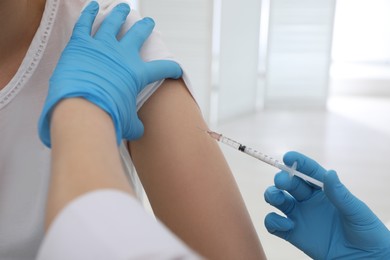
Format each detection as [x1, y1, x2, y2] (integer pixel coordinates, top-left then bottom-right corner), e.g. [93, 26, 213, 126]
[36, 190, 202, 260]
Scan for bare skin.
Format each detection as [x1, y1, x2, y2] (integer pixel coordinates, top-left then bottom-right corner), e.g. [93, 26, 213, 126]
[130, 79, 267, 259]
[46, 98, 135, 228]
[0, 0, 45, 89]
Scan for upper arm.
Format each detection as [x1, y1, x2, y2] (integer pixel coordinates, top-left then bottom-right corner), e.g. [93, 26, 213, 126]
[128, 79, 266, 259]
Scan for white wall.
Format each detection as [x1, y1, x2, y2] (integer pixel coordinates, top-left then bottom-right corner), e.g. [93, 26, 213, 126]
[265, 0, 336, 109]
[138, 0, 338, 121]
[216, 0, 262, 121]
[139, 0, 213, 121]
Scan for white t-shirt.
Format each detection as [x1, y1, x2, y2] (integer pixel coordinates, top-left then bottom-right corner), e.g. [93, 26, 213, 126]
[0, 0, 193, 258]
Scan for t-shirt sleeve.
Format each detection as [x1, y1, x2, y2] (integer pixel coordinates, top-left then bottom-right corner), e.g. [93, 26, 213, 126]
[90, 0, 197, 111]
[37, 190, 202, 260]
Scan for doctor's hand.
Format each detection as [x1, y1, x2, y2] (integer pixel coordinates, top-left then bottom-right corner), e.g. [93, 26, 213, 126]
[38, 1, 182, 147]
[264, 151, 390, 259]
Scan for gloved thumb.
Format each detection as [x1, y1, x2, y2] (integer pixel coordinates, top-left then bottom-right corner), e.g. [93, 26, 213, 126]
[324, 170, 371, 224]
[145, 60, 182, 85]
[123, 113, 144, 141]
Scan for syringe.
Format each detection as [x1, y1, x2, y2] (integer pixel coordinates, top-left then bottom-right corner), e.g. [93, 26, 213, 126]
[207, 130, 324, 189]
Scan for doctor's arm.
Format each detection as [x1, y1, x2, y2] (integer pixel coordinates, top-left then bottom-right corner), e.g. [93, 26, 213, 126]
[37, 3, 199, 259]
[38, 74, 200, 260]
[45, 98, 134, 226]
[38, 98, 199, 260]
[38, 0, 182, 228]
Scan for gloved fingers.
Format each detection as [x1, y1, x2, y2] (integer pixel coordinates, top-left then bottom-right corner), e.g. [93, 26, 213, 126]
[94, 3, 131, 40]
[144, 60, 183, 85]
[274, 171, 314, 202]
[264, 212, 294, 240]
[264, 186, 296, 215]
[121, 17, 155, 50]
[73, 1, 99, 36]
[283, 151, 326, 185]
[324, 170, 374, 224]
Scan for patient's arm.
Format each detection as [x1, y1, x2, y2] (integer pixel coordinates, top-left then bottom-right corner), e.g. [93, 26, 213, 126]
[129, 79, 267, 260]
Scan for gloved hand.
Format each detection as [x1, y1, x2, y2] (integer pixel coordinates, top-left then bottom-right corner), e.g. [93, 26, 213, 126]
[264, 151, 390, 259]
[38, 1, 182, 147]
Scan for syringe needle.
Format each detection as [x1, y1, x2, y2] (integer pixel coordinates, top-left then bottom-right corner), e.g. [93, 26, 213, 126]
[206, 130, 222, 141]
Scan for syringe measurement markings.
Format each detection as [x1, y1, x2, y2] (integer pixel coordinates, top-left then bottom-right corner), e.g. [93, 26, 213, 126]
[220, 134, 280, 168]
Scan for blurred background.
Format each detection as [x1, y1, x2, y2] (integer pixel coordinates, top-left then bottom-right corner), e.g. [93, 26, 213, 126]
[132, 0, 390, 258]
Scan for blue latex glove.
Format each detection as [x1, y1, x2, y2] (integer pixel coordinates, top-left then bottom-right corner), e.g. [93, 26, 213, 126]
[38, 1, 182, 147]
[264, 151, 390, 259]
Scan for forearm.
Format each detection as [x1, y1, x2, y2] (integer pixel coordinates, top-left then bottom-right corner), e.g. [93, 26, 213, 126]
[46, 98, 134, 230]
[130, 79, 266, 259]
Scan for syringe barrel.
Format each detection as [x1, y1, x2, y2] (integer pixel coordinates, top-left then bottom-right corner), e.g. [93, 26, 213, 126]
[219, 135, 281, 167]
[243, 147, 281, 167]
[219, 135, 241, 150]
